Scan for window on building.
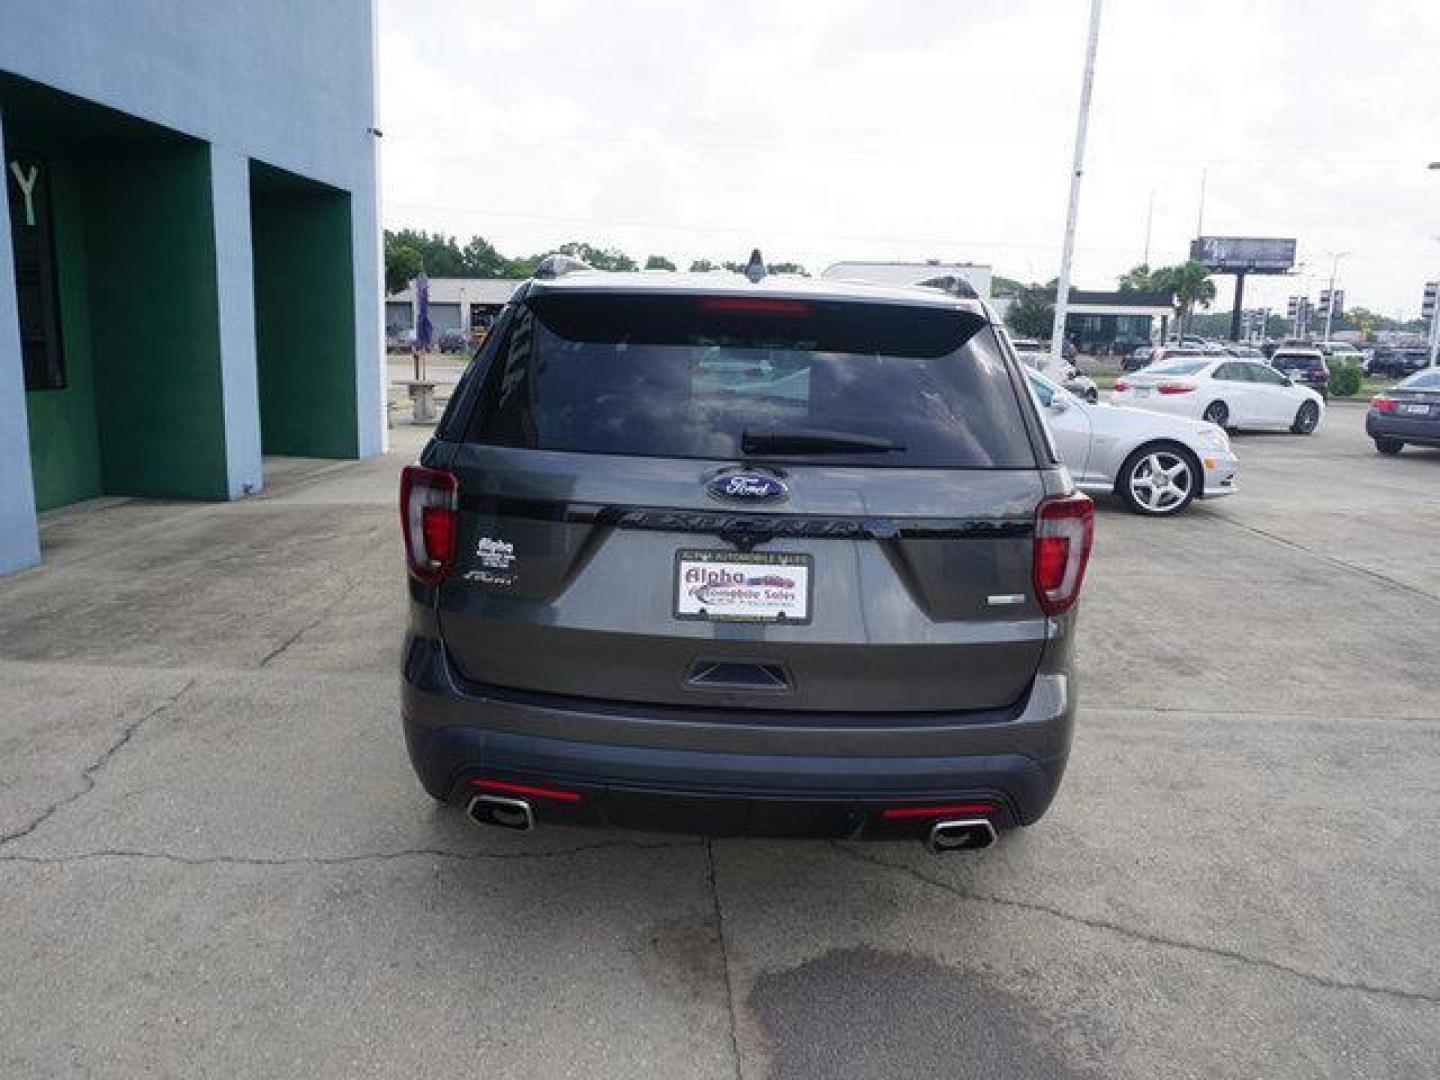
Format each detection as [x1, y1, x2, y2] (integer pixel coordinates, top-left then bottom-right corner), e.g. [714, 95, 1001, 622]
[6, 150, 65, 391]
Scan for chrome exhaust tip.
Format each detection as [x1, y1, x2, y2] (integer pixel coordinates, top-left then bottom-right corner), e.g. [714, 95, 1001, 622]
[466, 794, 535, 832]
[927, 818, 997, 853]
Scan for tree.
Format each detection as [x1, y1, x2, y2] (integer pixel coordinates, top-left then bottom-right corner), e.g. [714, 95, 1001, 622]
[385, 228, 467, 277]
[461, 235, 513, 278]
[1005, 284, 1055, 339]
[644, 255, 677, 271]
[1116, 264, 1162, 292]
[688, 258, 718, 272]
[1166, 261, 1216, 336]
[384, 241, 422, 295]
[1117, 261, 1213, 335]
[557, 241, 638, 272]
[768, 261, 809, 276]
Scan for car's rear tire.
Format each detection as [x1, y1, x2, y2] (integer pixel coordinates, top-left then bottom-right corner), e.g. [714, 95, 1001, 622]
[1116, 444, 1199, 517]
[1201, 400, 1230, 429]
[1291, 401, 1320, 435]
[1374, 438, 1404, 456]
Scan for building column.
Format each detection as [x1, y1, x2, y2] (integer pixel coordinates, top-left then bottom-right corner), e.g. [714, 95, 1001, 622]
[0, 110, 43, 574]
[209, 146, 263, 497]
[349, 166, 384, 456]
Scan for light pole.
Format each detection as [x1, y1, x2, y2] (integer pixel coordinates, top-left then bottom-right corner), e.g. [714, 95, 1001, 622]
[1047, 0, 1105, 378]
[1322, 251, 1348, 341]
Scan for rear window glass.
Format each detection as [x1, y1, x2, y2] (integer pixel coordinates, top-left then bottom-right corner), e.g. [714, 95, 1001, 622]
[1147, 360, 1208, 375]
[469, 293, 1037, 468]
[1272, 353, 1322, 369]
[1400, 371, 1440, 389]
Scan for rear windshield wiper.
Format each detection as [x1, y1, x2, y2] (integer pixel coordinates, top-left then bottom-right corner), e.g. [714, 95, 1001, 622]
[741, 426, 905, 454]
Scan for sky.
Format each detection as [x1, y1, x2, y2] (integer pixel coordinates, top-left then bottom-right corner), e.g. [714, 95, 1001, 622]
[377, 0, 1440, 318]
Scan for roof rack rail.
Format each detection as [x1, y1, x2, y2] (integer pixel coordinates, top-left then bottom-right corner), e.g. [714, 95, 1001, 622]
[534, 253, 596, 279]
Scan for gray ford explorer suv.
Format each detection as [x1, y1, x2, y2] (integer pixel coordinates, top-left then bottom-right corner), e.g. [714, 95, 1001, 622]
[400, 254, 1093, 851]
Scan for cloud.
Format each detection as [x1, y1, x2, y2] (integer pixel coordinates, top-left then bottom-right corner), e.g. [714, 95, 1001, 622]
[378, 0, 1440, 313]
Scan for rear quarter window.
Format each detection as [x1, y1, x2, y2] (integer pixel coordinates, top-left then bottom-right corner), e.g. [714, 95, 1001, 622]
[468, 292, 1040, 469]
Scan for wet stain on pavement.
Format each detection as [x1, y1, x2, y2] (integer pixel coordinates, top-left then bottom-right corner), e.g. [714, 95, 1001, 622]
[749, 947, 1095, 1080]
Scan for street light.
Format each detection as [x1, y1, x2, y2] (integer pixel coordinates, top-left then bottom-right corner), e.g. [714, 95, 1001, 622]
[1322, 251, 1349, 341]
[1047, 0, 1105, 378]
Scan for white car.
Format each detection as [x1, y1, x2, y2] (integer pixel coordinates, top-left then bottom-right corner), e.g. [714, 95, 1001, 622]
[1008, 336, 1100, 402]
[1027, 369, 1239, 516]
[1111, 356, 1325, 434]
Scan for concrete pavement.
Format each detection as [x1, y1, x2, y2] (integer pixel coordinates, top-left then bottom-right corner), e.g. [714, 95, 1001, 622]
[0, 414, 1436, 1078]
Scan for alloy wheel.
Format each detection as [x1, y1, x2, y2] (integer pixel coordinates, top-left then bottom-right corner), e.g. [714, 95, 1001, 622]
[1127, 451, 1194, 514]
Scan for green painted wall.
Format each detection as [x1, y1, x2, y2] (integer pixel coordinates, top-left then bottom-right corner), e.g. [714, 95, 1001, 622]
[83, 143, 229, 499]
[251, 177, 357, 457]
[21, 159, 103, 510]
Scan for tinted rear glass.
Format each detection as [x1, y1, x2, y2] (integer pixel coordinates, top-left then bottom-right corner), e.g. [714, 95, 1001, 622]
[469, 293, 1037, 468]
[1147, 360, 1208, 375]
[1273, 353, 1322, 370]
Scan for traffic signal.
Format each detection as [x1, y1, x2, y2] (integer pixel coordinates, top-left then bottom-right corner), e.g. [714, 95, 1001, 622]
[1423, 282, 1438, 322]
[1286, 296, 1299, 319]
[1318, 289, 1332, 318]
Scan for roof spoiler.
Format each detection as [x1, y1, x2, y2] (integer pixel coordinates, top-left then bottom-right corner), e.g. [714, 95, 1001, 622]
[534, 253, 595, 279]
[914, 274, 979, 299]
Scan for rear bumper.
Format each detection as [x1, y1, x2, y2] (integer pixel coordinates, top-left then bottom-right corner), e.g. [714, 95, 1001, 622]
[1367, 412, 1440, 445]
[401, 633, 1075, 837]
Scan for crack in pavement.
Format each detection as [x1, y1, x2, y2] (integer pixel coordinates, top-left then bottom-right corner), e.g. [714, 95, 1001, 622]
[706, 840, 746, 1080]
[0, 677, 198, 848]
[829, 842, 1440, 1008]
[1212, 516, 1440, 607]
[0, 837, 703, 869]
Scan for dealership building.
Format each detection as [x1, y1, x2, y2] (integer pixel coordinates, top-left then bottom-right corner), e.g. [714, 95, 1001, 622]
[0, 1, 383, 575]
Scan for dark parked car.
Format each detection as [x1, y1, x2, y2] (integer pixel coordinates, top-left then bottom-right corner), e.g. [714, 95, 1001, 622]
[438, 328, 470, 353]
[1368, 348, 1429, 379]
[1268, 348, 1330, 398]
[1367, 368, 1440, 455]
[400, 255, 1093, 851]
[1123, 345, 1155, 371]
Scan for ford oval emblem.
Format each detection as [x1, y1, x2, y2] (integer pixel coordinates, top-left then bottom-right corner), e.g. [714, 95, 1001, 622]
[706, 471, 789, 504]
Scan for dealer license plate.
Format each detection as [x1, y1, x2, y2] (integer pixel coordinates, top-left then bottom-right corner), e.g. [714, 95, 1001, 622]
[1133, 387, 1152, 398]
[1401, 402, 1431, 416]
[674, 550, 812, 624]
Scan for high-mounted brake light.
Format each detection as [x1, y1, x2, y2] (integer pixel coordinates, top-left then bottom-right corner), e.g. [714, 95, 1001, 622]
[1156, 382, 1195, 395]
[400, 465, 458, 584]
[1033, 494, 1094, 616]
[700, 297, 811, 315]
[1371, 395, 1398, 414]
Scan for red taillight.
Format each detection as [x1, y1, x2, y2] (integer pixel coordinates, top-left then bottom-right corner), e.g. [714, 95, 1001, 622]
[880, 802, 999, 821]
[1372, 395, 1398, 414]
[700, 296, 812, 315]
[469, 777, 583, 803]
[1157, 381, 1195, 395]
[1114, 378, 1130, 392]
[400, 465, 458, 584]
[1033, 494, 1094, 616]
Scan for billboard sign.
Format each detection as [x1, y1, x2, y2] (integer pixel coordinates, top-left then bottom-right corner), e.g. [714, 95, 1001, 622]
[1189, 236, 1297, 273]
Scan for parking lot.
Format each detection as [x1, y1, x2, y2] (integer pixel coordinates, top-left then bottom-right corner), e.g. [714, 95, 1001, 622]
[0, 403, 1436, 1078]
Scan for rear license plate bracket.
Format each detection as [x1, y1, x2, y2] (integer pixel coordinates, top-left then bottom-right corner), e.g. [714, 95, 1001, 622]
[674, 549, 813, 624]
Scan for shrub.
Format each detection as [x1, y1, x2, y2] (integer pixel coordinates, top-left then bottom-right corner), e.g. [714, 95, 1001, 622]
[1328, 361, 1362, 397]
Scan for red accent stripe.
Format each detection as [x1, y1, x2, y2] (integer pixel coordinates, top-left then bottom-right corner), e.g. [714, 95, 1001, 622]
[470, 778, 583, 804]
[880, 803, 997, 821]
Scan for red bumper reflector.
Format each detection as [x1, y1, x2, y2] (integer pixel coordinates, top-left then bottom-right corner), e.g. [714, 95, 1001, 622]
[469, 778, 584, 803]
[880, 803, 998, 821]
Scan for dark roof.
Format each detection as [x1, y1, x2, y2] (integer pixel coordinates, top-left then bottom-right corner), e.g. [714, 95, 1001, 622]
[1069, 289, 1173, 306]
